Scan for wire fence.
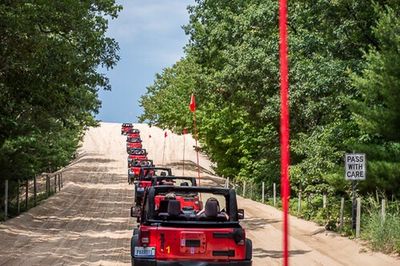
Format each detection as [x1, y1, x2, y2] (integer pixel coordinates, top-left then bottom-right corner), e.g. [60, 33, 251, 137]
[228, 179, 399, 237]
[1, 172, 64, 221]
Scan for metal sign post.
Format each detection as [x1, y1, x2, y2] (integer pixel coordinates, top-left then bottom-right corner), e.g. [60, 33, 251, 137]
[345, 153, 366, 230]
[352, 180, 357, 229]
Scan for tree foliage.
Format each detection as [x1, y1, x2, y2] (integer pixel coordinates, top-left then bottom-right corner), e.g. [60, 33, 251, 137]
[140, 0, 400, 197]
[350, 5, 400, 195]
[0, 0, 121, 200]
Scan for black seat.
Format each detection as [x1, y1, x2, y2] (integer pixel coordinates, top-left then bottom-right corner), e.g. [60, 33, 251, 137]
[198, 198, 227, 221]
[205, 200, 218, 217]
[167, 200, 186, 220]
[157, 199, 170, 220]
[168, 200, 181, 217]
[198, 200, 218, 221]
[180, 182, 189, 186]
[159, 200, 169, 213]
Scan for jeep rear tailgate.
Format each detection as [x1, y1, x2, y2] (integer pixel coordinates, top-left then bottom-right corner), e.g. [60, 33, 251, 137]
[151, 227, 246, 261]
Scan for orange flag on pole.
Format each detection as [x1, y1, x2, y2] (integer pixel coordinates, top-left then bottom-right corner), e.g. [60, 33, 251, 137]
[189, 93, 196, 112]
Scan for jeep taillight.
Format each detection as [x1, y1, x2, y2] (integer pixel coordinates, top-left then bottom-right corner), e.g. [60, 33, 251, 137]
[140, 229, 150, 246]
[233, 228, 245, 246]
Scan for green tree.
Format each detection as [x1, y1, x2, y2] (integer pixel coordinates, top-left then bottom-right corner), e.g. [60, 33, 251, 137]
[140, 0, 400, 197]
[0, 0, 121, 209]
[350, 5, 400, 196]
[139, 58, 199, 132]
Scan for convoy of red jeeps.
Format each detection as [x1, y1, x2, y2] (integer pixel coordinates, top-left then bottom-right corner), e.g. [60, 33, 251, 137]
[122, 123, 252, 266]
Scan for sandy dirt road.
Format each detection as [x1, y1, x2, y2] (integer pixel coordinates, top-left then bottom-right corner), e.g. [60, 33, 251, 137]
[0, 122, 398, 265]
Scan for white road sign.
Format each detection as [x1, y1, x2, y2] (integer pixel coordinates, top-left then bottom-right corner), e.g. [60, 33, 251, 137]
[345, 153, 366, 180]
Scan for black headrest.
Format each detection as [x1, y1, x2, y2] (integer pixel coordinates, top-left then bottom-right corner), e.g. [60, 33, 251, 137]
[180, 182, 189, 186]
[205, 200, 218, 217]
[168, 200, 181, 216]
[159, 200, 169, 213]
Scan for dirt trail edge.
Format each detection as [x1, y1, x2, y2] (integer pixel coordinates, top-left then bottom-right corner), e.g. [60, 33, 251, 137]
[0, 122, 398, 266]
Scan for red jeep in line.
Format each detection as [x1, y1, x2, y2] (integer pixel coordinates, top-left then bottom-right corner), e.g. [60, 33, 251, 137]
[122, 123, 134, 135]
[133, 167, 173, 207]
[130, 186, 252, 266]
[127, 128, 141, 138]
[128, 148, 148, 159]
[128, 159, 154, 184]
[127, 137, 143, 151]
[151, 176, 201, 214]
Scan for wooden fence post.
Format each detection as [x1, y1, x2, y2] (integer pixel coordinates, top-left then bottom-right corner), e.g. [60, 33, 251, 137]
[58, 174, 61, 191]
[46, 175, 50, 197]
[243, 181, 246, 197]
[17, 180, 20, 214]
[4, 180, 8, 220]
[224, 177, 229, 188]
[54, 174, 57, 193]
[261, 182, 265, 204]
[356, 197, 361, 238]
[298, 191, 302, 213]
[25, 180, 29, 210]
[250, 182, 253, 199]
[61, 172, 63, 188]
[339, 197, 344, 231]
[273, 183, 276, 207]
[323, 194, 327, 208]
[33, 176, 37, 206]
[381, 199, 386, 223]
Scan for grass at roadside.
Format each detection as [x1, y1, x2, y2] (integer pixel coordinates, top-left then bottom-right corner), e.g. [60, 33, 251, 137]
[287, 195, 400, 255]
[240, 185, 400, 255]
[362, 199, 400, 254]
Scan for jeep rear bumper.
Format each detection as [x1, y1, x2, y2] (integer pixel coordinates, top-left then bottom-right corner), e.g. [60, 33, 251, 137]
[132, 258, 252, 266]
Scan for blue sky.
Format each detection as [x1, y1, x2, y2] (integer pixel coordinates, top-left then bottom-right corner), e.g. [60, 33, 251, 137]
[97, 0, 195, 123]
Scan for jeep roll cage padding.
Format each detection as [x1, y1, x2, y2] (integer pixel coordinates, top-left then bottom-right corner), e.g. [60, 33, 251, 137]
[127, 128, 140, 134]
[139, 167, 172, 178]
[127, 137, 142, 143]
[127, 148, 147, 155]
[128, 159, 154, 168]
[151, 176, 196, 186]
[141, 186, 240, 226]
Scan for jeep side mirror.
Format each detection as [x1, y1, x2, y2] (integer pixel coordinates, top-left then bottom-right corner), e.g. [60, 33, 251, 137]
[130, 206, 139, 218]
[238, 209, 244, 219]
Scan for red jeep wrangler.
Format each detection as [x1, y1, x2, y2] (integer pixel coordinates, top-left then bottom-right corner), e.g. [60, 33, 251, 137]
[122, 123, 134, 135]
[133, 167, 173, 207]
[130, 186, 252, 266]
[151, 176, 201, 214]
[127, 128, 141, 138]
[128, 159, 154, 184]
[127, 137, 143, 151]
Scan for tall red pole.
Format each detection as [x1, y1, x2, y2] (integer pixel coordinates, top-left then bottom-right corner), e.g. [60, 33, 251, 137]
[279, 0, 290, 265]
[189, 94, 201, 186]
[182, 129, 186, 176]
[193, 112, 201, 186]
[162, 132, 166, 165]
